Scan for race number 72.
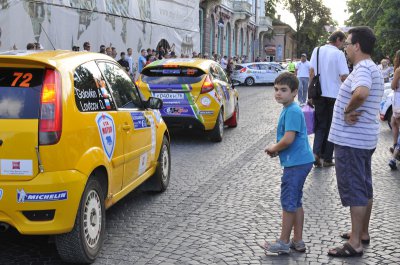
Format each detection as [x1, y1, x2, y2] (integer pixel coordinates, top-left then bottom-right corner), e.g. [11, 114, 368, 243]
[11, 72, 33, 87]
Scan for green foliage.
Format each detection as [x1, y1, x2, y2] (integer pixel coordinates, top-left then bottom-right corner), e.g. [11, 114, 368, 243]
[283, 0, 334, 57]
[265, 0, 277, 19]
[346, 0, 400, 61]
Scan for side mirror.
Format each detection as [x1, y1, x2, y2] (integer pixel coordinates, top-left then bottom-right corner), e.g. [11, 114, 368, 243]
[145, 97, 163, 109]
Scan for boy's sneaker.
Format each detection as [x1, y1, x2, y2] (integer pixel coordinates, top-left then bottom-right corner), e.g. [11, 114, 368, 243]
[261, 240, 290, 254]
[289, 239, 306, 252]
[389, 159, 397, 170]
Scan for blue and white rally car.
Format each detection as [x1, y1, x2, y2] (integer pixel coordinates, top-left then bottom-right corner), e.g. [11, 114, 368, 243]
[380, 82, 394, 129]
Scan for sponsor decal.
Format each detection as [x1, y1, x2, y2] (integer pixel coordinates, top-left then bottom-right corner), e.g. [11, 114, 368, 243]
[145, 114, 157, 155]
[165, 107, 189, 115]
[199, 111, 214, 115]
[0, 189, 3, 200]
[153, 110, 163, 123]
[138, 153, 148, 176]
[131, 112, 149, 129]
[95, 113, 116, 161]
[0, 160, 33, 176]
[201, 97, 211, 106]
[104, 99, 111, 110]
[17, 189, 67, 203]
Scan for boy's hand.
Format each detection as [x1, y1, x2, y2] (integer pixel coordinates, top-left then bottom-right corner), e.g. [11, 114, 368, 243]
[265, 145, 278, 157]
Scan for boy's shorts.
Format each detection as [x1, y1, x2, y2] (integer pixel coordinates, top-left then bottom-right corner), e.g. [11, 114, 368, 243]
[334, 144, 374, 207]
[281, 162, 313, 212]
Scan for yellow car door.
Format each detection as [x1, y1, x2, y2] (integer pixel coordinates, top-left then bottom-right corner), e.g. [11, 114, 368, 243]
[97, 62, 152, 187]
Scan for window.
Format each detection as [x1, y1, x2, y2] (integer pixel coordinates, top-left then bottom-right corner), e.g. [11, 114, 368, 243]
[248, 64, 260, 70]
[97, 62, 142, 109]
[74, 61, 116, 112]
[209, 65, 220, 80]
[0, 68, 44, 118]
[141, 67, 205, 85]
[216, 65, 228, 83]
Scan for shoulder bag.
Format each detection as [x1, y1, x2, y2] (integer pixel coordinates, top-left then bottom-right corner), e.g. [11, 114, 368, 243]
[308, 47, 322, 99]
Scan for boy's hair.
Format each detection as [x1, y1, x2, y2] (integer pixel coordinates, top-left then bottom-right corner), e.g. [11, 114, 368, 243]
[274, 72, 299, 92]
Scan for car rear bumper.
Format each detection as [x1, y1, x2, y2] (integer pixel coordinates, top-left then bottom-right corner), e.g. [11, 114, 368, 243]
[0, 170, 86, 235]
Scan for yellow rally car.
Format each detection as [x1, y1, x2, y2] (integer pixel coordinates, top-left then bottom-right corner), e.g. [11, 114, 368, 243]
[0, 50, 170, 263]
[136, 59, 239, 142]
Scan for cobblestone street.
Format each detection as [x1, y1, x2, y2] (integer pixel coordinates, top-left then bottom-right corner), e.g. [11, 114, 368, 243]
[1, 85, 400, 265]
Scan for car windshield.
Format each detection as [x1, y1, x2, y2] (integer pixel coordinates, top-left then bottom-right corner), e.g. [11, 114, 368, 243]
[141, 67, 206, 85]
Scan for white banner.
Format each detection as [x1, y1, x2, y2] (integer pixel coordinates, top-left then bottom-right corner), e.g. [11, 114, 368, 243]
[0, 0, 200, 56]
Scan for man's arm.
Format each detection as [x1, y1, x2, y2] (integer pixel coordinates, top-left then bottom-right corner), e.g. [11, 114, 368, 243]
[343, 86, 369, 125]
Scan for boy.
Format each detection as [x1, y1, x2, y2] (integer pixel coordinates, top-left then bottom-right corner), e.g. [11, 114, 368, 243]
[262, 72, 314, 254]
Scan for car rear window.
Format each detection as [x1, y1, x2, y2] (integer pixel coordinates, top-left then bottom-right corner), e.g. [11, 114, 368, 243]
[234, 65, 243, 70]
[141, 67, 206, 84]
[0, 68, 44, 119]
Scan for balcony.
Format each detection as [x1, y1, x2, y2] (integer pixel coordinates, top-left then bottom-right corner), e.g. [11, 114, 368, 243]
[257, 16, 273, 36]
[232, 0, 252, 22]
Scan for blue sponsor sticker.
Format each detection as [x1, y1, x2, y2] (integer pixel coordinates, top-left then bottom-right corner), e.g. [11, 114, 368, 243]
[17, 189, 67, 203]
[131, 112, 148, 129]
[0, 189, 3, 200]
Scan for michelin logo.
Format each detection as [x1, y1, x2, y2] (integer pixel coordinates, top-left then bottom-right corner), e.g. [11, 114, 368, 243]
[17, 189, 67, 203]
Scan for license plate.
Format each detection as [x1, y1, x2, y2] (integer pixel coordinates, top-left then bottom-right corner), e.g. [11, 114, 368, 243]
[153, 93, 184, 100]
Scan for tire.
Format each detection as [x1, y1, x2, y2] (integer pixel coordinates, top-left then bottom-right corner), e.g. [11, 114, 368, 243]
[209, 110, 224, 142]
[55, 178, 106, 264]
[144, 136, 171, 192]
[226, 102, 239, 128]
[245, 77, 255, 86]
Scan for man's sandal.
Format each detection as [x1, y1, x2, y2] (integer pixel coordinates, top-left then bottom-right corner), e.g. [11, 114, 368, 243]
[340, 232, 370, 244]
[328, 242, 363, 257]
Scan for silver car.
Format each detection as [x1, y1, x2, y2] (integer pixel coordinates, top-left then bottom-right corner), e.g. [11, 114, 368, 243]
[231, 62, 286, 86]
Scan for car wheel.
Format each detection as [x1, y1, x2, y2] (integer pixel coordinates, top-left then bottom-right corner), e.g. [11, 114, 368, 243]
[209, 110, 224, 142]
[226, 102, 239, 128]
[245, 77, 255, 86]
[55, 178, 106, 263]
[144, 136, 171, 192]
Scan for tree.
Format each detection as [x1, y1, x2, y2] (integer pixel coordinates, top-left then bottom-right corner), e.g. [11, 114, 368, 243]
[346, 0, 400, 61]
[283, 0, 334, 57]
[265, 0, 277, 19]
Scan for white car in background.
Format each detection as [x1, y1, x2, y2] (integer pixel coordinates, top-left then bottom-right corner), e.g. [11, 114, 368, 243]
[231, 62, 287, 86]
[380, 82, 394, 129]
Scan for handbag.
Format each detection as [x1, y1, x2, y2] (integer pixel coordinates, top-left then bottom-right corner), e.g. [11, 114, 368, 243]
[302, 104, 315, 135]
[308, 47, 322, 99]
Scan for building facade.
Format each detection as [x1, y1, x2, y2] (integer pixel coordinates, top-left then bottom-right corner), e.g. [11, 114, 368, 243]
[263, 18, 297, 62]
[199, 0, 273, 61]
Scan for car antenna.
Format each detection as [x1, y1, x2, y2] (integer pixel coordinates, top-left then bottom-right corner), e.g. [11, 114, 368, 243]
[40, 23, 56, 50]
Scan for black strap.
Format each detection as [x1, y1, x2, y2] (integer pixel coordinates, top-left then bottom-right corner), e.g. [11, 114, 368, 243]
[316, 47, 320, 75]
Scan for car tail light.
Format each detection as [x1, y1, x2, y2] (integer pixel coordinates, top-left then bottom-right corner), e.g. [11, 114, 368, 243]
[240, 67, 247, 73]
[201, 75, 214, 94]
[39, 69, 62, 145]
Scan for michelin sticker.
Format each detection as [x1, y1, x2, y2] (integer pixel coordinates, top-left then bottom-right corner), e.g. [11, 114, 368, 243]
[95, 113, 116, 161]
[0, 189, 3, 201]
[17, 189, 67, 203]
[1, 159, 33, 176]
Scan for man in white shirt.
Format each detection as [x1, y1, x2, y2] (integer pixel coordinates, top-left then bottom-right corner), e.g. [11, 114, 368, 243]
[295, 53, 311, 105]
[327, 26, 383, 258]
[126, 48, 135, 80]
[220, 55, 228, 70]
[309, 31, 349, 167]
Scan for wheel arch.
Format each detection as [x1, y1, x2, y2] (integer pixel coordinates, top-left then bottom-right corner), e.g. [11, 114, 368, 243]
[90, 166, 108, 200]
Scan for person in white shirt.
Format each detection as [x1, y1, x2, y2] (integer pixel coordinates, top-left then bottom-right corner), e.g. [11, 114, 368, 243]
[295, 53, 311, 105]
[126, 48, 135, 80]
[309, 31, 349, 167]
[220, 55, 228, 70]
[327, 26, 383, 258]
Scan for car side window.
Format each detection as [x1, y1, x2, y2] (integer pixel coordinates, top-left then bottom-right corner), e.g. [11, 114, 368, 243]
[74, 61, 116, 112]
[97, 62, 143, 109]
[216, 65, 229, 83]
[209, 65, 220, 80]
[258, 64, 268, 70]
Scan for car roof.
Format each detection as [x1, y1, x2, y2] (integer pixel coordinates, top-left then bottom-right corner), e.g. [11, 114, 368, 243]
[146, 58, 216, 72]
[238, 62, 275, 66]
[0, 49, 115, 71]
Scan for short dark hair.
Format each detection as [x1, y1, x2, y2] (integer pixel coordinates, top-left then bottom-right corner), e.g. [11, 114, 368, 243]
[83, 41, 90, 47]
[274, 72, 299, 92]
[26, 43, 35, 50]
[120, 52, 125, 56]
[348, 26, 376, 55]
[328, 31, 346, 43]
